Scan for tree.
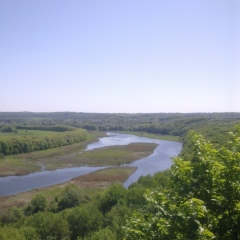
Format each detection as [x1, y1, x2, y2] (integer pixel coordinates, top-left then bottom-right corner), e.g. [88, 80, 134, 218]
[67, 204, 103, 240]
[0, 206, 24, 224]
[25, 211, 69, 240]
[125, 128, 240, 239]
[1, 125, 16, 132]
[99, 183, 127, 213]
[0, 226, 39, 240]
[57, 184, 81, 211]
[105, 205, 132, 240]
[85, 227, 116, 240]
[25, 194, 47, 215]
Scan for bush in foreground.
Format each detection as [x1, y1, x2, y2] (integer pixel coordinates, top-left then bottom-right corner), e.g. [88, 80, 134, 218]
[125, 127, 240, 239]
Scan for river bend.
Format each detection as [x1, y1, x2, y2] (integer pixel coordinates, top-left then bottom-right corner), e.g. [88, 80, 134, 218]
[0, 132, 182, 196]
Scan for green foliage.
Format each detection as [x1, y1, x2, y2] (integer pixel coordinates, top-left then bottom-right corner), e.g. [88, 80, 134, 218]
[56, 184, 82, 212]
[0, 129, 88, 156]
[1, 112, 239, 141]
[126, 186, 147, 208]
[17, 124, 76, 132]
[129, 170, 171, 190]
[84, 227, 116, 240]
[0, 206, 24, 224]
[0, 124, 17, 133]
[125, 128, 240, 239]
[104, 205, 132, 240]
[25, 211, 69, 240]
[25, 194, 47, 215]
[0, 226, 40, 240]
[99, 183, 127, 213]
[67, 204, 103, 240]
[126, 171, 171, 208]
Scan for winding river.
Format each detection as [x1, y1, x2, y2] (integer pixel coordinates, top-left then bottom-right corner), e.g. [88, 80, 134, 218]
[0, 132, 182, 196]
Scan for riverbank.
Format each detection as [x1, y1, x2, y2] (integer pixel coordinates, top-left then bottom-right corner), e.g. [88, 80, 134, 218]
[119, 131, 180, 142]
[0, 167, 136, 211]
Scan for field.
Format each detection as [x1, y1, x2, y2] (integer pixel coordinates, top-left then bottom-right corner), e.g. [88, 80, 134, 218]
[0, 129, 61, 138]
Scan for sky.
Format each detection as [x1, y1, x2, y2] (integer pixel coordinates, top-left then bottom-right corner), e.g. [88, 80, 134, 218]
[0, 0, 239, 113]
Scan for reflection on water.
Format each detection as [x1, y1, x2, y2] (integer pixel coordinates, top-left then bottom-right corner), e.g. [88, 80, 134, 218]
[0, 132, 182, 196]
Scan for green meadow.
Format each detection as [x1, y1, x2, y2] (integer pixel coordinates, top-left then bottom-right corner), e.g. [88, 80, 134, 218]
[119, 131, 180, 141]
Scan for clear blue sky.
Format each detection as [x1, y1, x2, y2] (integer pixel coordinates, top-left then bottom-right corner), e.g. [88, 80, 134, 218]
[0, 0, 239, 113]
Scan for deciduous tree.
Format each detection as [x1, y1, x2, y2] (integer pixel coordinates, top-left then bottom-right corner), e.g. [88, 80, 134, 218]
[125, 128, 240, 239]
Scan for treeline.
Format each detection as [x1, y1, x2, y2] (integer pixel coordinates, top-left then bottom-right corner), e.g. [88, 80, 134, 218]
[0, 129, 88, 157]
[1, 112, 239, 144]
[1, 112, 239, 133]
[0, 126, 239, 239]
[16, 125, 76, 132]
[0, 124, 76, 133]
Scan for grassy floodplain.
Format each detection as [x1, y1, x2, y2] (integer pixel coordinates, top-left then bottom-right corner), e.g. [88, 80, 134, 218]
[74, 143, 157, 166]
[0, 131, 157, 176]
[0, 131, 105, 176]
[119, 131, 180, 142]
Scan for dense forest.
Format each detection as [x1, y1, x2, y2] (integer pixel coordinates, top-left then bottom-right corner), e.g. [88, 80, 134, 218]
[0, 127, 88, 158]
[1, 112, 239, 158]
[1, 112, 239, 144]
[0, 112, 239, 239]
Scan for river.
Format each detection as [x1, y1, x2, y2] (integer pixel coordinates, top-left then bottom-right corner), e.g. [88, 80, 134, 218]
[0, 132, 182, 196]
